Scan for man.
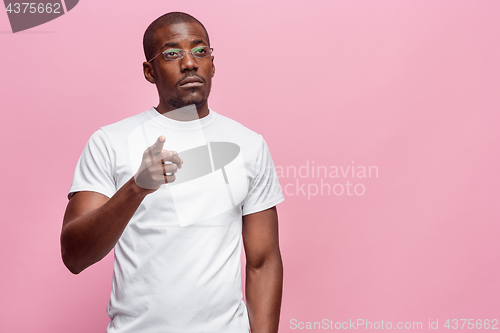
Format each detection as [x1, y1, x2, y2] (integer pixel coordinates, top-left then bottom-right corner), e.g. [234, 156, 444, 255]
[61, 12, 284, 333]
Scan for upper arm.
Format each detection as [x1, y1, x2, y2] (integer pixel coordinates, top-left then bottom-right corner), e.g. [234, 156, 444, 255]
[68, 129, 116, 202]
[62, 191, 110, 228]
[242, 206, 281, 269]
[242, 136, 284, 216]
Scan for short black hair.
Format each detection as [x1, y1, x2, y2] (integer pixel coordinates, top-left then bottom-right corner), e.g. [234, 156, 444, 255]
[143, 12, 210, 62]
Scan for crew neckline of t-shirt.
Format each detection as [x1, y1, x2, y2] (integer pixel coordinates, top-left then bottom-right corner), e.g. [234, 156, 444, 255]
[144, 106, 217, 131]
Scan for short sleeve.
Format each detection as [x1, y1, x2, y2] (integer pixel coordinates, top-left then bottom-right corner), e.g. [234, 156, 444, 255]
[242, 136, 284, 216]
[68, 129, 116, 200]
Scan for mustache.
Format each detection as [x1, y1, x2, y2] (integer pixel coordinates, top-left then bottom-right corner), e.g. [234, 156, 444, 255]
[177, 73, 205, 85]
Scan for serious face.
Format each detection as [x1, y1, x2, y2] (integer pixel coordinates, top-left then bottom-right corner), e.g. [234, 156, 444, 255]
[144, 21, 215, 111]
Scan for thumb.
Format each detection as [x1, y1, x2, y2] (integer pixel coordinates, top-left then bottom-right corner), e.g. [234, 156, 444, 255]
[152, 135, 166, 153]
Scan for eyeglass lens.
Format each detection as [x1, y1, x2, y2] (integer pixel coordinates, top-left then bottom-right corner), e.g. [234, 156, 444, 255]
[163, 46, 211, 60]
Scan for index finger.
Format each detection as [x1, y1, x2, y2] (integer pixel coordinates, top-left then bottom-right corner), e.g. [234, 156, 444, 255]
[151, 135, 166, 154]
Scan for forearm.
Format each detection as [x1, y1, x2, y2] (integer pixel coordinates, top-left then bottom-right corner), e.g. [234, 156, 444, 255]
[61, 177, 149, 274]
[245, 254, 283, 333]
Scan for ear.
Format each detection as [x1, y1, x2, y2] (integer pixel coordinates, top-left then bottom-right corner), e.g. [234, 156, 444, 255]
[143, 62, 156, 84]
[211, 56, 215, 77]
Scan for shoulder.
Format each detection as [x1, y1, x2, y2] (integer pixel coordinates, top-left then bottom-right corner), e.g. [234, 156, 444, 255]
[99, 111, 150, 136]
[208, 111, 275, 171]
[210, 111, 263, 143]
[83, 110, 152, 151]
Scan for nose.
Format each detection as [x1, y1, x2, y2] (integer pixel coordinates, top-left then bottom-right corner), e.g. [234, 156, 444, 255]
[180, 51, 198, 72]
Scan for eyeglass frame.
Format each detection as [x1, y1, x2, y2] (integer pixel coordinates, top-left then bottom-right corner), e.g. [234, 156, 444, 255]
[147, 45, 214, 63]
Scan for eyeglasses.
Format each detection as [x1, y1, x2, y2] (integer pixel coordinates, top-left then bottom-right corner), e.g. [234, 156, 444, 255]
[148, 46, 214, 63]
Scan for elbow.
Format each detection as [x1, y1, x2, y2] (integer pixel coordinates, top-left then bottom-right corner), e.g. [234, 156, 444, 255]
[61, 248, 84, 275]
[66, 265, 83, 275]
[64, 261, 84, 275]
[60, 235, 85, 275]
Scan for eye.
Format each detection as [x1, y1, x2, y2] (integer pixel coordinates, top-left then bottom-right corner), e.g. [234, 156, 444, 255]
[193, 47, 207, 55]
[163, 49, 181, 59]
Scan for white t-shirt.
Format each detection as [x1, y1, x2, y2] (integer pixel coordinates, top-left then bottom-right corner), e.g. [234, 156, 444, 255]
[68, 106, 284, 333]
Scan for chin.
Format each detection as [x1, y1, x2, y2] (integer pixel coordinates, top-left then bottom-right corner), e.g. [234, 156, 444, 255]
[168, 97, 207, 110]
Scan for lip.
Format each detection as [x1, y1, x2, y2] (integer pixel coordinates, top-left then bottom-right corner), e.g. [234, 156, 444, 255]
[179, 76, 204, 86]
[180, 81, 203, 88]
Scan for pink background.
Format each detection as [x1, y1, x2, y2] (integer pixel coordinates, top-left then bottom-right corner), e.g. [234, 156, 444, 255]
[1, 0, 499, 331]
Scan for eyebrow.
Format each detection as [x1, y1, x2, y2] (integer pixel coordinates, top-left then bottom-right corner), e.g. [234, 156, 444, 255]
[161, 39, 207, 49]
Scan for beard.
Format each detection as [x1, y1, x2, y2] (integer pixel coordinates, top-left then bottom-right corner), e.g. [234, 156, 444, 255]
[167, 90, 207, 110]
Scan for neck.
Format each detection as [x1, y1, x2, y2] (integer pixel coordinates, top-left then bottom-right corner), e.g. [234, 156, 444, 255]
[155, 102, 209, 121]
